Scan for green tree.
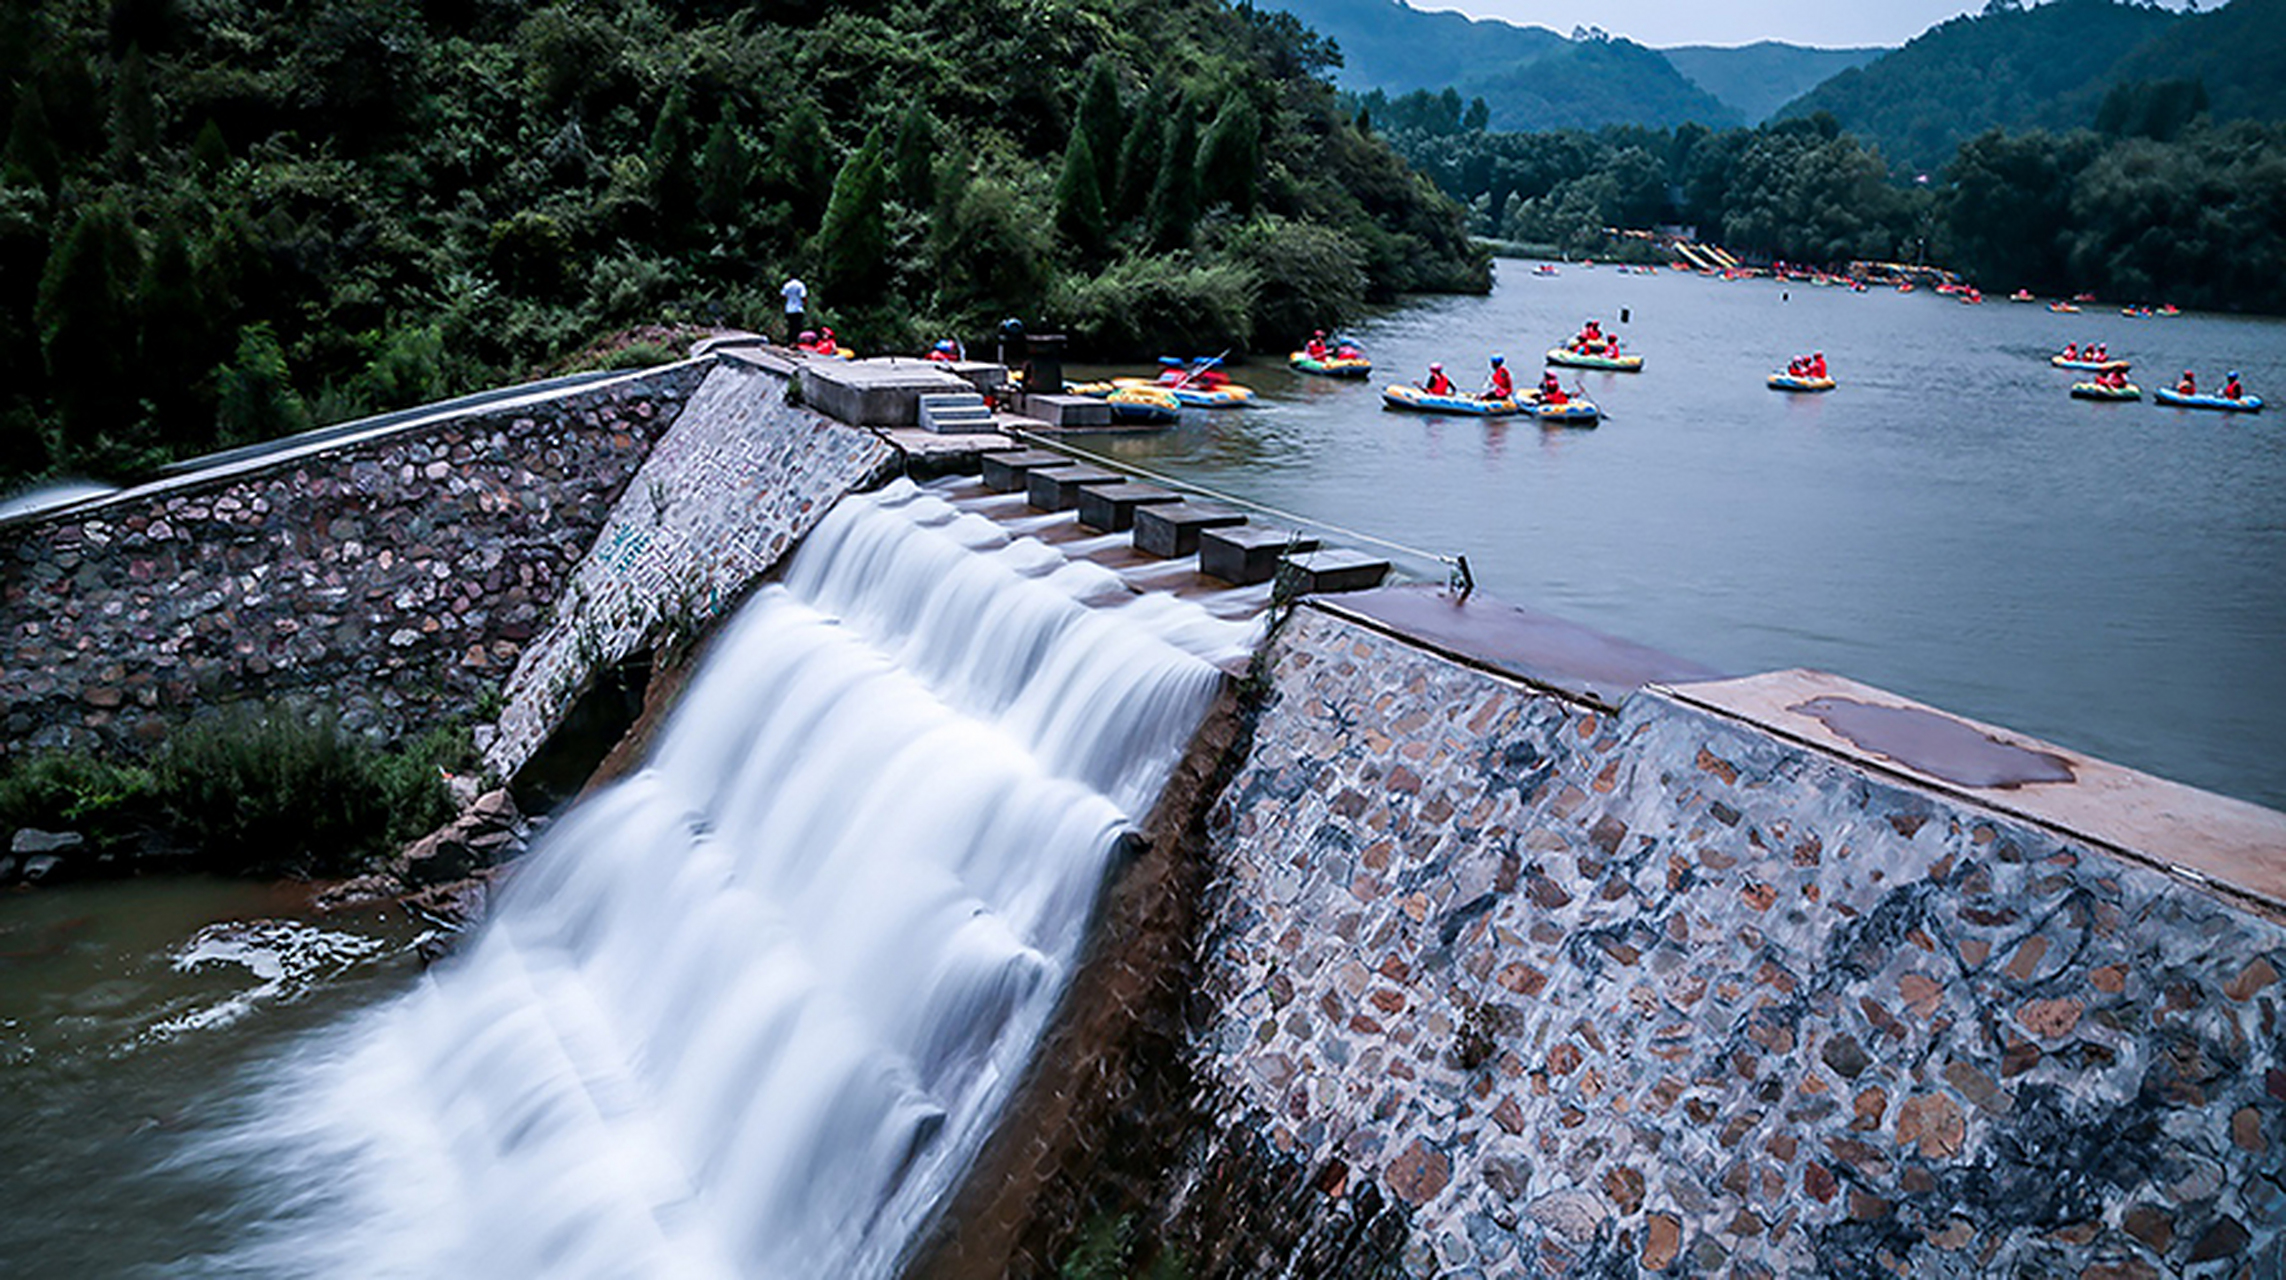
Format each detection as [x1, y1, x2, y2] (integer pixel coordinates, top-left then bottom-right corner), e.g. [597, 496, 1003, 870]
[107, 45, 158, 175]
[769, 99, 839, 233]
[697, 104, 751, 227]
[138, 212, 216, 446]
[645, 87, 697, 230]
[1074, 56, 1125, 201]
[4, 84, 60, 193]
[213, 322, 309, 446]
[1114, 81, 1170, 227]
[1146, 98, 1200, 251]
[814, 128, 892, 306]
[1196, 94, 1261, 216]
[189, 117, 229, 175]
[891, 99, 936, 209]
[1055, 129, 1108, 261]
[36, 195, 143, 451]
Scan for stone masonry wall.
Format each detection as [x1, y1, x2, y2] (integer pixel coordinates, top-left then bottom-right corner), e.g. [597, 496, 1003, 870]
[1181, 603, 2285, 1278]
[0, 363, 708, 756]
[483, 358, 894, 779]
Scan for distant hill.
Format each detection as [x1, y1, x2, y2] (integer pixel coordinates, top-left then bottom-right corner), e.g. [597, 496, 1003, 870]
[2089, 0, 2286, 126]
[1269, 0, 1739, 130]
[1775, 0, 2186, 169]
[1659, 42, 1885, 124]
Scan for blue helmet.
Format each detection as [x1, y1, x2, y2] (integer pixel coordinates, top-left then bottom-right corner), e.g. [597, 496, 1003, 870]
[1490, 354, 1505, 365]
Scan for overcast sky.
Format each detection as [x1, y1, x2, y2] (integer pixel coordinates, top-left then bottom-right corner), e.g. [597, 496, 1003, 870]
[1408, 0, 2144, 49]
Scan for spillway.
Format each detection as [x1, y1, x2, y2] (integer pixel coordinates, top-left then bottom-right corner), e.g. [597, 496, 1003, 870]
[189, 477, 1258, 1278]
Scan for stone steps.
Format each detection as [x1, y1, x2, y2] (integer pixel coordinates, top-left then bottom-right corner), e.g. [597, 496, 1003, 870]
[918, 392, 995, 435]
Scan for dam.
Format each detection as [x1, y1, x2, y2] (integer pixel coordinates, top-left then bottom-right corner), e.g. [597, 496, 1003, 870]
[1, 343, 2280, 1277]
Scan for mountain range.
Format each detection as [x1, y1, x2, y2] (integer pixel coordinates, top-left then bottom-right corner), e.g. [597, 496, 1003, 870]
[1274, 0, 2285, 162]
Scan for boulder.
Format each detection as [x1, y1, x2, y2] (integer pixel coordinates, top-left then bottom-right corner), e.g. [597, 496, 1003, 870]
[11, 829, 85, 855]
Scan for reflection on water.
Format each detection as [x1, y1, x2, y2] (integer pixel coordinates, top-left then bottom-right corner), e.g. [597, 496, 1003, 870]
[1085, 265, 2286, 808]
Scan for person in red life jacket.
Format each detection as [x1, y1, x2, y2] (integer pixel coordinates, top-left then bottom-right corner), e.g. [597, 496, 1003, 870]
[1334, 338, 1362, 359]
[1538, 369, 1566, 404]
[797, 329, 818, 351]
[2224, 370, 2243, 400]
[1576, 319, 1603, 351]
[1422, 362, 1453, 395]
[2062, 342, 2079, 360]
[2177, 370, 2197, 395]
[1787, 356, 1806, 377]
[1305, 330, 1328, 360]
[1810, 352, 1828, 379]
[2094, 343, 2108, 360]
[1483, 354, 1513, 401]
[924, 338, 961, 362]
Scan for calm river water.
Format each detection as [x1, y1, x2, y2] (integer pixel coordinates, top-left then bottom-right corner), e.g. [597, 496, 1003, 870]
[3, 264, 2280, 1273]
[1085, 261, 2286, 812]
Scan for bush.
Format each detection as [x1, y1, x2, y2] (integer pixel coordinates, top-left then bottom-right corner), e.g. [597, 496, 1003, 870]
[1220, 216, 1367, 345]
[0, 751, 157, 848]
[152, 704, 468, 876]
[1055, 253, 1256, 358]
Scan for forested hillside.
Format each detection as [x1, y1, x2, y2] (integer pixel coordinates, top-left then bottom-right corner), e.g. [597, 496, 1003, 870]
[1774, 0, 2235, 171]
[0, 0, 1485, 488]
[1270, 0, 1737, 131]
[1659, 42, 1884, 125]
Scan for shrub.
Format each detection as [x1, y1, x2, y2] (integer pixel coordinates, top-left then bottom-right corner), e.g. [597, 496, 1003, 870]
[1055, 253, 1255, 357]
[1219, 216, 1367, 344]
[0, 751, 157, 848]
[152, 704, 467, 877]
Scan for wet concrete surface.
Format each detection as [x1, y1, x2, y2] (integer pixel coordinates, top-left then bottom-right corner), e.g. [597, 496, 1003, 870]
[1792, 695, 2076, 789]
[1317, 584, 1723, 708]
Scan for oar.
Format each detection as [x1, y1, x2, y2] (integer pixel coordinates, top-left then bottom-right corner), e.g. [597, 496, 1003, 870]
[1173, 349, 1232, 390]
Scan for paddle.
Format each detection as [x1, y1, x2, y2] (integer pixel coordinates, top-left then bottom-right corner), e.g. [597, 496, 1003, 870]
[1173, 349, 1232, 390]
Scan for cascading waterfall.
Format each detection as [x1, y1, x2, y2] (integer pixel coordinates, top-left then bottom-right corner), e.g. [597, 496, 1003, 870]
[193, 477, 1256, 1278]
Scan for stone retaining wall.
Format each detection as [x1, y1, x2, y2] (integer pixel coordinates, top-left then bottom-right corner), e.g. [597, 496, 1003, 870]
[483, 357, 895, 779]
[0, 364, 708, 755]
[1175, 603, 2284, 1278]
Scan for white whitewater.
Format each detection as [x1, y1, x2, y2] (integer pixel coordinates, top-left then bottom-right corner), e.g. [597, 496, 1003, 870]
[198, 478, 1254, 1278]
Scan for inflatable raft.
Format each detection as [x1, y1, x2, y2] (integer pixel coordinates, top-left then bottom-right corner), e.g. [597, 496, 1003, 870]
[1290, 351, 1373, 378]
[1110, 376, 1254, 408]
[1526, 396, 1599, 424]
[1380, 384, 1523, 416]
[2069, 381, 2141, 402]
[2051, 356, 2130, 372]
[1768, 373, 1835, 393]
[1106, 384, 1181, 425]
[1546, 346, 1644, 372]
[2154, 388, 2264, 413]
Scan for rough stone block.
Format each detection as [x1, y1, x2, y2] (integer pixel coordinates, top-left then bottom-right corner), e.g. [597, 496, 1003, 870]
[1200, 526, 1320, 585]
[1027, 466, 1125, 512]
[1076, 483, 1183, 532]
[1134, 502, 1248, 558]
[980, 450, 1075, 492]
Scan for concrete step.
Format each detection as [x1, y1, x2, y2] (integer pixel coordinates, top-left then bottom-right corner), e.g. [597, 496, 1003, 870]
[1076, 482, 1184, 532]
[1134, 502, 1248, 558]
[981, 449, 1076, 492]
[1283, 549, 1390, 595]
[1027, 466, 1126, 512]
[918, 393, 994, 434]
[1201, 526, 1320, 585]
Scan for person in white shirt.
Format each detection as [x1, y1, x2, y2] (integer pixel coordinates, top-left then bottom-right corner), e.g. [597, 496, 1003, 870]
[781, 277, 807, 345]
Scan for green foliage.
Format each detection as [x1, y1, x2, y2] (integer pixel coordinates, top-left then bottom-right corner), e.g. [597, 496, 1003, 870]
[815, 128, 892, 307]
[1221, 216, 1366, 344]
[214, 322, 310, 446]
[0, 0, 1490, 488]
[0, 751, 156, 849]
[1056, 1212, 1191, 1280]
[153, 705, 466, 875]
[1058, 253, 1255, 355]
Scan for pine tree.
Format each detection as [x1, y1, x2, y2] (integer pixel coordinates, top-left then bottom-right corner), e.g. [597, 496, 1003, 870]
[4, 84, 60, 193]
[1146, 99, 1200, 251]
[213, 323, 309, 446]
[1196, 95, 1260, 217]
[1074, 57, 1124, 205]
[139, 212, 214, 445]
[771, 99, 838, 233]
[696, 104, 750, 227]
[108, 45, 158, 175]
[190, 117, 229, 176]
[645, 88, 696, 230]
[1054, 130, 1107, 261]
[813, 128, 891, 307]
[1114, 81, 1169, 227]
[890, 99, 935, 210]
[35, 195, 143, 450]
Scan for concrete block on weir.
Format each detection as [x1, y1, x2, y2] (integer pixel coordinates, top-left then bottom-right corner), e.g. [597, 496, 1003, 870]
[1027, 466, 1126, 512]
[1133, 502, 1248, 558]
[1283, 549, 1391, 595]
[1018, 393, 1113, 429]
[1076, 483, 1184, 532]
[1201, 526, 1320, 585]
[981, 450, 1077, 492]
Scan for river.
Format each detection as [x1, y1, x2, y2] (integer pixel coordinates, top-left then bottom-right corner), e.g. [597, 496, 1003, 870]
[1082, 260, 2286, 812]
